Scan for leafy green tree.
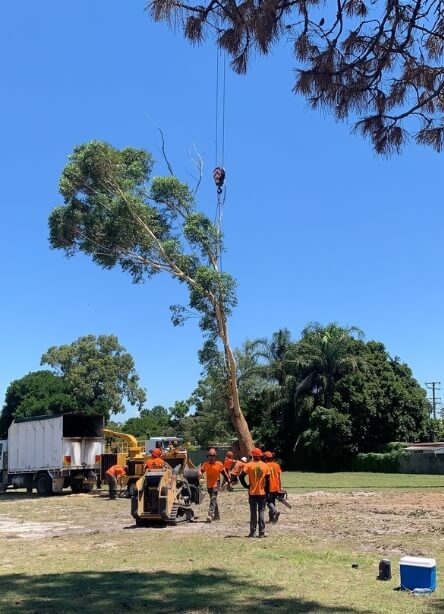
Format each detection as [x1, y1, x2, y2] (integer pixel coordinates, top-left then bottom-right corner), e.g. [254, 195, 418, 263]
[149, 0, 444, 153]
[292, 322, 364, 409]
[336, 341, 430, 450]
[48, 141, 254, 454]
[41, 334, 146, 419]
[0, 370, 77, 438]
[301, 406, 356, 470]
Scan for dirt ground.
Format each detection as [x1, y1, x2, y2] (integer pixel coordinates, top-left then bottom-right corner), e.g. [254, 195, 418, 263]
[1, 487, 443, 556]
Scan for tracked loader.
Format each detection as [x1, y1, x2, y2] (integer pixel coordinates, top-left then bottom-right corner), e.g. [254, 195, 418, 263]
[131, 448, 202, 526]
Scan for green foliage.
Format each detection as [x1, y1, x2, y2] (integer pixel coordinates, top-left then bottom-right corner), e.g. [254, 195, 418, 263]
[301, 406, 356, 470]
[0, 371, 76, 438]
[191, 323, 432, 469]
[41, 334, 146, 418]
[49, 141, 237, 332]
[351, 450, 406, 473]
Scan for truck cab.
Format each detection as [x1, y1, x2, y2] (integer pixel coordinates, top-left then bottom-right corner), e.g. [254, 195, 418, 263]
[145, 437, 185, 455]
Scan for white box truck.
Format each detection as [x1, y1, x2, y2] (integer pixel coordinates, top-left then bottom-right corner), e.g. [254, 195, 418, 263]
[0, 413, 104, 495]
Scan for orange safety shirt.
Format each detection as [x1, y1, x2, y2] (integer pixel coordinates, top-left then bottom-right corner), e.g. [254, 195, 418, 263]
[231, 460, 245, 476]
[223, 456, 235, 471]
[106, 465, 126, 478]
[267, 461, 282, 493]
[242, 460, 270, 496]
[144, 457, 165, 470]
[200, 460, 225, 488]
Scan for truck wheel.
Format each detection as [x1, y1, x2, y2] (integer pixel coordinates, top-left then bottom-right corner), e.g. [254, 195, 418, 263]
[36, 473, 53, 496]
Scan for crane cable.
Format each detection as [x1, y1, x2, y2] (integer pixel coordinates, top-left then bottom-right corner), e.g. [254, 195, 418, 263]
[213, 45, 227, 270]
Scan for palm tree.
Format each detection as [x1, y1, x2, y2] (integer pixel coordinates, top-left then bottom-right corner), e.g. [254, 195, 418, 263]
[291, 323, 364, 409]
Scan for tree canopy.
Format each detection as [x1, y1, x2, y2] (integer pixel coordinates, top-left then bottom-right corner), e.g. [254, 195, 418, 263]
[41, 334, 146, 418]
[0, 335, 146, 437]
[149, 0, 444, 154]
[0, 370, 76, 438]
[48, 141, 254, 454]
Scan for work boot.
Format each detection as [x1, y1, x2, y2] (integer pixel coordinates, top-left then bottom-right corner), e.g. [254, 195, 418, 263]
[247, 532, 255, 538]
[272, 511, 280, 524]
[258, 532, 267, 538]
[206, 515, 213, 523]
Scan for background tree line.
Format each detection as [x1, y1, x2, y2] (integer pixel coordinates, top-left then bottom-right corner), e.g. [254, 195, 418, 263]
[1, 323, 440, 469]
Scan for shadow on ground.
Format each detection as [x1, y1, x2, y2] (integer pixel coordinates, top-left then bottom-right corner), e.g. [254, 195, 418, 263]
[0, 568, 383, 613]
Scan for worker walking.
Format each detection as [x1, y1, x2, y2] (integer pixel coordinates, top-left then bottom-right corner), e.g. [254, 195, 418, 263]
[198, 448, 230, 522]
[240, 448, 270, 538]
[263, 451, 282, 523]
[144, 448, 165, 471]
[105, 464, 127, 500]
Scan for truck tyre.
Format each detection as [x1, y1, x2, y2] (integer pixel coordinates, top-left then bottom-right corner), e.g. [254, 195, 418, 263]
[36, 473, 53, 496]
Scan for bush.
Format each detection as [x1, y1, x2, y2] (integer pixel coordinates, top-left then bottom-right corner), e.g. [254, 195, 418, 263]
[351, 448, 406, 473]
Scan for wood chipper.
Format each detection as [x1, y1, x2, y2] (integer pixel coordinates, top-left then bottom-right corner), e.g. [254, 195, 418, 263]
[131, 448, 202, 526]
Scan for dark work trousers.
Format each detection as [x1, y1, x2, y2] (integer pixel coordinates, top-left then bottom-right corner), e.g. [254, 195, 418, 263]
[266, 492, 278, 520]
[207, 487, 220, 520]
[249, 494, 266, 535]
[106, 475, 118, 499]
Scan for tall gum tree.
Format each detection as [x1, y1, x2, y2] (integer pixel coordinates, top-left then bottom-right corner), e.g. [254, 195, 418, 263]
[48, 141, 254, 455]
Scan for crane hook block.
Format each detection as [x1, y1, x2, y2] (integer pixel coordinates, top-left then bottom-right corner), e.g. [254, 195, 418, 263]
[213, 167, 226, 193]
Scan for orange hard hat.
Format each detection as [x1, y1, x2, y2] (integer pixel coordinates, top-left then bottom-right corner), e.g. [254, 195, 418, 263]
[251, 447, 262, 457]
[152, 448, 162, 458]
[264, 451, 273, 459]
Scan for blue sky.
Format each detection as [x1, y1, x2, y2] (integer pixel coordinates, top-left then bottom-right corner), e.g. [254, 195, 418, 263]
[1, 1, 443, 419]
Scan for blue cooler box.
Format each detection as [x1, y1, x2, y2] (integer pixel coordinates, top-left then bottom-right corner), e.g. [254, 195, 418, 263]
[399, 556, 436, 592]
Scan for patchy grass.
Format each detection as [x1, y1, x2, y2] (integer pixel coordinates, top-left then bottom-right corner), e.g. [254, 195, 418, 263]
[282, 472, 444, 491]
[0, 474, 443, 613]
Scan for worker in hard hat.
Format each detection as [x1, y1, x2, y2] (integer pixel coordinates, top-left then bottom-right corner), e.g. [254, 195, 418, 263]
[222, 455, 247, 489]
[221, 450, 235, 488]
[263, 451, 282, 523]
[144, 448, 165, 471]
[105, 464, 127, 500]
[198, 448, 230, 522]
[239, 448, 270, 538]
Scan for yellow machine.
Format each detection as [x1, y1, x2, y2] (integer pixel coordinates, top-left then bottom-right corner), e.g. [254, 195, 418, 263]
[131, 448, 202, 525]
[102, 428, 146, 495]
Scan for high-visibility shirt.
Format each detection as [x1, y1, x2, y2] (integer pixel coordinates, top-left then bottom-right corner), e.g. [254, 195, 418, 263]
[144, 457, 165, 470]
[242, 460, 269, 496]
[200, 460, 225, 488]
[231, 460, 245, 476]
[106, 465, 126, 478]
[223, 456, 234, 471]
[267, 461, 282, 492]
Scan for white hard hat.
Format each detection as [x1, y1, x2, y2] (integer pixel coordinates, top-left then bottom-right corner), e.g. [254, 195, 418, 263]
[241, 457, 247, 463]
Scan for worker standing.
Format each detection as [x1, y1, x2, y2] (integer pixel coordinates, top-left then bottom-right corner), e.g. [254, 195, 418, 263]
[198, 448, 230, 522]
[144, 448, 165, 470]
[240, 448, 270, 538]
[263, 451, 282, 523]
[105, 464, 127, 500]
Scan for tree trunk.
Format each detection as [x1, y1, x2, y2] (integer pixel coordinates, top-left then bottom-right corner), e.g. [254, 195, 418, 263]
[216, 305, 255, 457]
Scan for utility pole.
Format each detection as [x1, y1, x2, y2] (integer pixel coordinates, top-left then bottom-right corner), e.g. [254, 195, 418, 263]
[425, 381, 441, 419]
